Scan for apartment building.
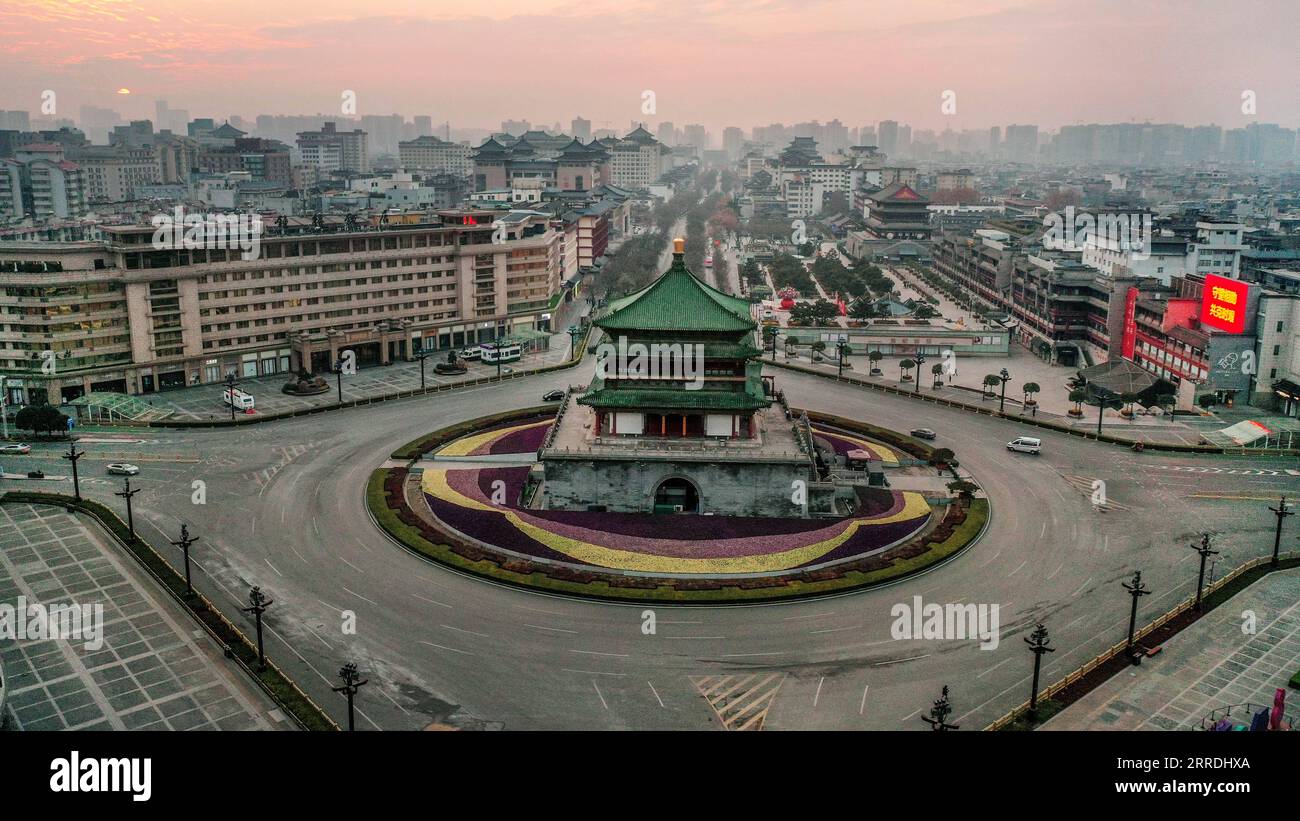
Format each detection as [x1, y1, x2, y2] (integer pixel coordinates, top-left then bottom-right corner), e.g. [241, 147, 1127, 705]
[0, 210, 560, 404]
[397, 136, 473, 176]
[296, 122, 369, 173]
[0, 144, 88, 222]
[72, 145, 162, 202]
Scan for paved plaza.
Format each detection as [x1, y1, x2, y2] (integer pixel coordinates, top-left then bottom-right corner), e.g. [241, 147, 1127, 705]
[1044, 568, 1300, 730]
[0, 503, 284, 731]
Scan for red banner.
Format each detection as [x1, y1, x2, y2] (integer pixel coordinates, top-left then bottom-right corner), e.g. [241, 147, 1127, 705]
[1121, 286, 1138, 359]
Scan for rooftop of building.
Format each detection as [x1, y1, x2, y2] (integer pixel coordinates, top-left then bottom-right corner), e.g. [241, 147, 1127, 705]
[595, 243, 756, 334]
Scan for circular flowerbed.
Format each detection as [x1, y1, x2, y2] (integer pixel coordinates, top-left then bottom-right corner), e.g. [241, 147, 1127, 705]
[370, 409, 988, 601]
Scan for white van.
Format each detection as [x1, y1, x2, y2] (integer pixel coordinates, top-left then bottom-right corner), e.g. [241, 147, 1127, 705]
[222, 387, 255, 412]
[1006, 436, 1041, 455]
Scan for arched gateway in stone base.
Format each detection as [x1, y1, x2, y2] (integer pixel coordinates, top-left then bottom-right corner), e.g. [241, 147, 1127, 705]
[538, 238, 839, 519]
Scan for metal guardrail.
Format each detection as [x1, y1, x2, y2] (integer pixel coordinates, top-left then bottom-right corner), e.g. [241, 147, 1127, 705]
[984, 551, 1300, 731]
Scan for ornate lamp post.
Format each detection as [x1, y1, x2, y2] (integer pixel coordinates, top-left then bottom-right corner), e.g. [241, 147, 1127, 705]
[170, 523, 199, 597]
[1189, 533, 1219, 611]
[241, 586, 274, 670]
[114, 477, 140, 540]
[1122, 570, 1151, 664]
[414, 348, 429, 391]
[1269, 496, 1293, 566]
[997, 367, 1011, 414]
[1025, 623, 1055, 715]
[921, 685, 959, 731]
[914, 353, 927, 395]
[333, 662, 369, 731]
[62, 440, 85, 502]
[567, 325, 583, 362]
[836, 339, 850, 378]
[223, 373, 239, 422]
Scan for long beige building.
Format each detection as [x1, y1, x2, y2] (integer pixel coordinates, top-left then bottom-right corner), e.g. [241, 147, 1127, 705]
[0, 210, 561, 404]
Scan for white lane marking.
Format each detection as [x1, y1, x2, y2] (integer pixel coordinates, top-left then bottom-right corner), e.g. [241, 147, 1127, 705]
[411, 592, 453, 609]
[439, 624, 489, 639]
[569, 649, 630, 658]
[1071, 576, 1093, 597]
[813, 676, 825, 707]
[811, 625, 855, 634]
[901, 708, 921, 722]
[874, 654, 931, 666]
[719, 651, 784, 658]
[525, 623, 578, 634]
[561, 668, 625, 677]
[420, 640, 474, 656]
[648, 681, 665, 708]
[1046, 561, 1065, 580]
[783, 612, 834, 621]
[339, 555, 364, 573]
[1008, 560, 1027, 577]
[977, 656, 1015, 678]
[341, 585, 377, 606]
[264, 558, 282, 577]
[859, 685, 870, 715]
[592, 681, 608, 710]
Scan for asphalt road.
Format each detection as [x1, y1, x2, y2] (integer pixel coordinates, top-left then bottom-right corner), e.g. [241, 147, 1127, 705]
[4, 361, 1297, 730]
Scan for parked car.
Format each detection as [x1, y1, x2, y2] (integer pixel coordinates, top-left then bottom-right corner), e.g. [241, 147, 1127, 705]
[910, 428, 937, 440]
[1006, 437, 1042, 455]
[0, 443, 31, 454]
[542, 389, 565, 402]
[106, 463, 140, 475]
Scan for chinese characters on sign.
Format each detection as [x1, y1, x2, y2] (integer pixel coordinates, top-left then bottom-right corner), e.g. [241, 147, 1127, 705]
[1199, 274, 1248, 334]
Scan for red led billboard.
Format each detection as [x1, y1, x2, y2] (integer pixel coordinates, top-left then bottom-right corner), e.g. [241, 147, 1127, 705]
[1200, 274, 1248, 334]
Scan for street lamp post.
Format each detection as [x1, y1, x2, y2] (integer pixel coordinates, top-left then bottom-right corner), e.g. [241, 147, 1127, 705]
[333, 662, 369, 731]
[1122, 570, 1151, 664]
[765, 327, 779, 362]
[914, 353, 927, 395]
[170, 524, 199, 597]
[836, 340, 849, 378]
[332, 361, 344, 405]
[241, 586, 274, 670]
[1269, 496, 1294, 566]
[413, 349, 428, 391]
[62, 440, 85, 502]
[114, 477, 140, 541]
[1189, 533, 1219, 611]
[1025, 623, 1055, 715]
[0, 374, 8, 440]
[921, 685, 959, 731]
[223, 373, 239, 422]
[997, 367, 1011, 414]
[567, 325, 583, 362]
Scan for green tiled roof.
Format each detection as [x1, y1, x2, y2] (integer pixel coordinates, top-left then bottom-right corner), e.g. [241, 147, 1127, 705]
[596, 254, 756, 334]
[578, 387, 768, 412]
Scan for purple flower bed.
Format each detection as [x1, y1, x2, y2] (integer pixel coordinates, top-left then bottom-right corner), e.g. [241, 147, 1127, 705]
[428, 465, 928, 567]
[483, 423, 552, 455]
[814, 429, 878, 458]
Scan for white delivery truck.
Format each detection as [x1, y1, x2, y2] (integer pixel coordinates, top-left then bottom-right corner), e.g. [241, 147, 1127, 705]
[222, 387, 256, 413]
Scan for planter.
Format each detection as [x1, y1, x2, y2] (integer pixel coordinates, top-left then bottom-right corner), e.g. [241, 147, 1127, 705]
[1067, 409, 1084, 418]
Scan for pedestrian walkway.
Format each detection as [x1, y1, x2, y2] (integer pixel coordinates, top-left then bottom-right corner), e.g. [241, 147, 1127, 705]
[0, 503, 284, 731]
[1042, 568, 1300, 730]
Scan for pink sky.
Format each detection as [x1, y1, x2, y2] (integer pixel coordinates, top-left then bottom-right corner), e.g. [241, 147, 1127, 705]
[2, 0, 1297, 133]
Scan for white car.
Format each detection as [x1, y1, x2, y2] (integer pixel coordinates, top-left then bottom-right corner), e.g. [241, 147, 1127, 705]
[1006, 437, 1042, 455]
[106, 463, 140, 476]
[0, 443, 31, 454]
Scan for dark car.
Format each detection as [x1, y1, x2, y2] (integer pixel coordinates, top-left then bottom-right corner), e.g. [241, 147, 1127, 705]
[542, 389, 565, 402]
[910, 428, 937, 440]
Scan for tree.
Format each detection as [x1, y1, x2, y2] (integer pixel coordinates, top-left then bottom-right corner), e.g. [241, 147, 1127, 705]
[931, 447, 955, 466]
[900, 358, 916, 382]
[1197, 393, 1217, 411]
[14, 404, 69, 438]
[947, 480, 979, 500]
[868, 350, 883, 374]
[1022, 382, 1041, 405]
[1068, 388, 1087, 416]
[912, 303, 940, 320]
[932, 362, 945, 388]
[982, 374, 1001, 398]
[1119, 392, 1140, 417]
[811, 340, 827, 360]
[849, 298, 879, 320]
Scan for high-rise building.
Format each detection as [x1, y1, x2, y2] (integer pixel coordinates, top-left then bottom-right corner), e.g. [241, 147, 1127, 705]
[656, 121, 676, 147]
[723, 127, 745, 159]
[398, 136, 473, 175]
[0, 143, 87, 221]
[0, 111, 31, 131]
[1004, 124, 1039, 162]
[878, 120, 899, 157]
[572, 117, 592, 142]
[296, 122, 369, 173]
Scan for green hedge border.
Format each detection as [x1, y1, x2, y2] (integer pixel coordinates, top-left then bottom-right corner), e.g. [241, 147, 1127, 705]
[366, 406, 989, 602]
[1, 491, 338, 731]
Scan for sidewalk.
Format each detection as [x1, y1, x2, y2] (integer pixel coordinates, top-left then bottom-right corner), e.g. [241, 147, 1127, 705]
[0, 503, 284, 730]
[1042, 569, 1300, 730]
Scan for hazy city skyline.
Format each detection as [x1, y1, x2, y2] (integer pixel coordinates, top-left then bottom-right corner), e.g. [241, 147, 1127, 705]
[3, 0, 1299, 133]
